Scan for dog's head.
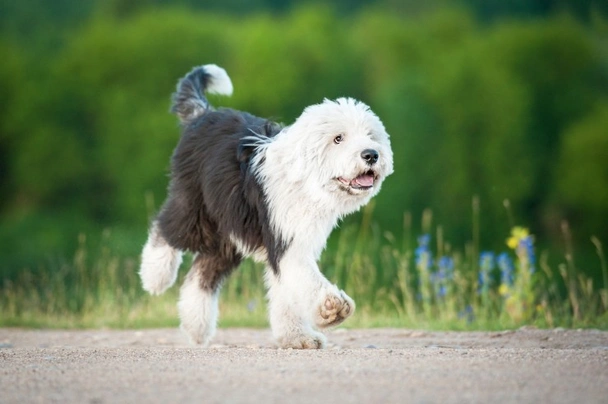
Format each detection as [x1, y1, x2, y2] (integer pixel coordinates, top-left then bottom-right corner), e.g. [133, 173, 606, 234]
[268, 98, 393, 213]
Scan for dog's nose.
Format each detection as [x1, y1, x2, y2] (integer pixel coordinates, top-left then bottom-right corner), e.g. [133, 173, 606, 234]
[361, 149, 379, 165]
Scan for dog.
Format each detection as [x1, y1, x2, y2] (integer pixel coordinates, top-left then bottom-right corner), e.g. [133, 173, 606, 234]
[139, 64, 393, 349]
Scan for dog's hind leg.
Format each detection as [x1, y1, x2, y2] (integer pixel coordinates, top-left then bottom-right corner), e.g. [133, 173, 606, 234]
[178, 250, 241, 345]
[140, 221, 183, 295]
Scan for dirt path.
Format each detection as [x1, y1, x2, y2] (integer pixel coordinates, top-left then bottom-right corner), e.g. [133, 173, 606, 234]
[1, 327, 607, 403]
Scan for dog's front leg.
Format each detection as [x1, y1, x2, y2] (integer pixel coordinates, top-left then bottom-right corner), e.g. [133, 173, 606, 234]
[265, 251, 355, 349]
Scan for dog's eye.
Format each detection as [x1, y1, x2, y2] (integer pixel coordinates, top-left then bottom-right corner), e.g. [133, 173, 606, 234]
[333, 134, 344, 144]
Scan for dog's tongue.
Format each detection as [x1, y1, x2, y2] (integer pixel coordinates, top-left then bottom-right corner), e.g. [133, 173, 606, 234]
[352, 173, 374, 187]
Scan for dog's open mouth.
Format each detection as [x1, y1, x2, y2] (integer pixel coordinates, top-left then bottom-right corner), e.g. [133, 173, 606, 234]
[337, 170, 377, 191]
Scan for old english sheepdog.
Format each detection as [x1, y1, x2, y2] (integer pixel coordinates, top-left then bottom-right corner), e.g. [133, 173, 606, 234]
[139, 64, 393, 349]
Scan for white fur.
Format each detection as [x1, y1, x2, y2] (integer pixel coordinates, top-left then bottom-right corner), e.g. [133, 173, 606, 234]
[265, 267, 328, 349]
[230, 233, 267, 263]
[178, 267, 220, 346]
[139, 222, 183, 295]
[202, 64, 233, 96]
[251, 97, 392, 348]
[253, 98, 393, 247]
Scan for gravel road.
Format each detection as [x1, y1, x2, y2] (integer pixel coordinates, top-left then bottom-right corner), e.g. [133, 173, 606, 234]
[1, 327, 607, 403]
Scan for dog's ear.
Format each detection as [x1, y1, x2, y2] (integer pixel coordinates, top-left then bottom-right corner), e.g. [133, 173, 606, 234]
[263, 121, 282, 138]
[237, 120, 282, 164]
[237, 142, 255, 164]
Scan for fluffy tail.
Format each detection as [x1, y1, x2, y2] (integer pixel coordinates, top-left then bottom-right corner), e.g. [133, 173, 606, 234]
[139, 222, 183, 295]
[171, 64, 233, 124]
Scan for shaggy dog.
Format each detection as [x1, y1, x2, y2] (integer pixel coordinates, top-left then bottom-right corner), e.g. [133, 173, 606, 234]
[139, 64, 393, 349]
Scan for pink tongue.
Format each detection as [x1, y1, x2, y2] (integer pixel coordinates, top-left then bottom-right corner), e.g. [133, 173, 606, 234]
[353, 174, 374, 187]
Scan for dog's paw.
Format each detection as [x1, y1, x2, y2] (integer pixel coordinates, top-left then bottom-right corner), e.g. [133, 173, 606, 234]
[277, 330, 327, 349]
[315, 289, 355, 328]
[180, 323, 214, 346]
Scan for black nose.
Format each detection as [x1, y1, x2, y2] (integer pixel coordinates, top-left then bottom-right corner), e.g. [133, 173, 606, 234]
[361, 149, 379, 165]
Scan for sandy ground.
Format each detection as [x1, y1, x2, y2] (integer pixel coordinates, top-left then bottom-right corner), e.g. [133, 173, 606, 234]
[1, 327, 607, 404]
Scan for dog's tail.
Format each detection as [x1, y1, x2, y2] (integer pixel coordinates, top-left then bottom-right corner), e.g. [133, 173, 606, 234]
[171, 64, 233, 124]
[139, 222, 183, 295]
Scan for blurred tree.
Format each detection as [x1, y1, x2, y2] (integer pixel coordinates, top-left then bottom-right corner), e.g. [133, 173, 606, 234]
[553, 101, 608, 239]
[0, 42, 24, 212]
[97, 0, 156, 19]
[489, 17, 608, 239]
[354, 8, 608, 253]
[51, 10, 237, 223]
[0, 0, 94, 49]
[228, 4, 364, 120]
[463, 0, 608, 23]
[365, 9, 533, 245]
[1, 2, 608, 274]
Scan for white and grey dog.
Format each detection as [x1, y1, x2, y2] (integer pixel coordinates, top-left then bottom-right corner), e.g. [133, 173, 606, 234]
[140, 64, 393, 349]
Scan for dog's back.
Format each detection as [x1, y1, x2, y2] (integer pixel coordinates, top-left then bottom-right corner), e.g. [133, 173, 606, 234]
[140, 65, 284, 297]
[158, 108, 280, 254]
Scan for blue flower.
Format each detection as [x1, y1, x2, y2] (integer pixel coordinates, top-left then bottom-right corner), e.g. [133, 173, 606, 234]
[415, 234, 432, 269]
[519, 236, 536, 272]
[497, 252, 514, 287]
[479, 251, 495, 271]
[478, 251, 495, 289]
[430, 255, 454, 298]
[437, 256, 454, 276]
[479, 251, 496, 285]
[458, 305, 475, 324]
[418, 234, 431, 248]
[507, 227, 535, 272]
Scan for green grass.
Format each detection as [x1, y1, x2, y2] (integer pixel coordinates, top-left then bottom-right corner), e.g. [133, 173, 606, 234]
[1, 206, 607, 330]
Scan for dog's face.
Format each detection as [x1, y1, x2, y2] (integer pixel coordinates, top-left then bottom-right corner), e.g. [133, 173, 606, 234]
[289, 98, 393, 206]
[256, 97, 393, 242]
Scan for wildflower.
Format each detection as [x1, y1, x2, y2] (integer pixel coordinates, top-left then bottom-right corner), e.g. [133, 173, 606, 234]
[478, 251, 495, 292]
[415, 234, 433, 303]
[415, 234, 432, 269]
[507, 227, 529, 249]
[437, 256, 454, 275]
[498, 283, 510, 297]
[497, 252, 514, 287]
[507, 226, 535, 272]
[519, 236, 536, 270]
[479, 251, 495, 271]
[458, 305, 475, 324]
[504, 227, 536, 322]
[432, 256, 454, 297]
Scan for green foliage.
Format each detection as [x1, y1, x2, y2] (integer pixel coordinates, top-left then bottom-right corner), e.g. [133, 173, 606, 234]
[554, 102, 608, 234]
[366, 12, 608, 251]
[0, 41, 24, 211]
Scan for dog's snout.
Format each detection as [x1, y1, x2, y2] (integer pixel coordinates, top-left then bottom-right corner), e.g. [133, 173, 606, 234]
[361, 149, 379, 165]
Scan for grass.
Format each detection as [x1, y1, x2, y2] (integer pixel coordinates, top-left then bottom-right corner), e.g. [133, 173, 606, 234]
[1, 204, 607, 330]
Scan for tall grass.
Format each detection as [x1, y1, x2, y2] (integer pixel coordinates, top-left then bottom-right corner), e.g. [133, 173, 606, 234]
[1, 205, 607, 329]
